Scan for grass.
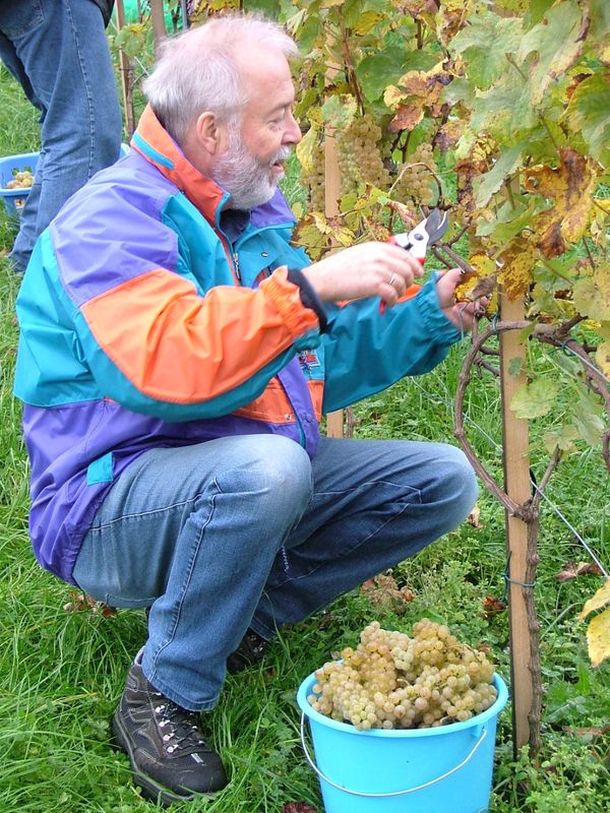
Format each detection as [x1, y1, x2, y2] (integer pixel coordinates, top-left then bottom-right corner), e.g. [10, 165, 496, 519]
[0, 63, 609, 812]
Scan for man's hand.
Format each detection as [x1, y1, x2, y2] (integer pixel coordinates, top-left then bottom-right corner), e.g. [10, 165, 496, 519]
[436, 268, 488, 332]
[302, 242, 424, 305]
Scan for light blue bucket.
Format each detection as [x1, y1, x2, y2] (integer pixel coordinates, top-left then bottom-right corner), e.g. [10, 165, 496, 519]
[297, 672, 508, 813]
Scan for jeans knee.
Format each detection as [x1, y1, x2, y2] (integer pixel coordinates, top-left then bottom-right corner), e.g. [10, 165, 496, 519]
[215, 436, 313, 520]
[436, 444, 478, 518]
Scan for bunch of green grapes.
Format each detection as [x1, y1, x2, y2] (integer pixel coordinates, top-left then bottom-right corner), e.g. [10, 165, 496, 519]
[308, 619, 497, 731]
[300, 140, 326, 212]
[336, 114, 390, 194]
[392, 143, 437, 205]
[5, 169, 34, 189]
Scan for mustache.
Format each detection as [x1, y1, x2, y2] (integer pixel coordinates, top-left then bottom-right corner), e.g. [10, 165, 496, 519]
[270, 146, 292, 165]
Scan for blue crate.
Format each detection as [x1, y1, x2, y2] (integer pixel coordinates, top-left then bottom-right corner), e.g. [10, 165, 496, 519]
[0, 151, 38, 217]
[0, 144, 130, 218]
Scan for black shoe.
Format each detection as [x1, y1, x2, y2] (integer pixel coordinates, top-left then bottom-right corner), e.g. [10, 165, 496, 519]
[226, 629, 269, 674]
[111, 662, 228, 806]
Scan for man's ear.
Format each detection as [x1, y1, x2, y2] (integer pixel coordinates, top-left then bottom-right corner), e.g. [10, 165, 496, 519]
[194, 111, 227, 156]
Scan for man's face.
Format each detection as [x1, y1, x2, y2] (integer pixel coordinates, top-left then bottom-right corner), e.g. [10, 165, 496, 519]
[212, 49, 302, 210]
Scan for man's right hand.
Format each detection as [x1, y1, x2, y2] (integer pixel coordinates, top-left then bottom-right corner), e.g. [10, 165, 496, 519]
[302, 242, 424, 306]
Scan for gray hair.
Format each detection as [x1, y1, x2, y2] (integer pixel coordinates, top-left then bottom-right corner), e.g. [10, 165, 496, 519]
[142, 13, 299, 144]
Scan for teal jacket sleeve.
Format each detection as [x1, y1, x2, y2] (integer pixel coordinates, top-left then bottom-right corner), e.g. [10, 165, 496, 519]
[321, 276, 462, 414]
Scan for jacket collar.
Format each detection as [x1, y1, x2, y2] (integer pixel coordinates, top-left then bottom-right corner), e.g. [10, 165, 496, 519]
[131, 105, 227, 225]
[131, 104, 296, 232]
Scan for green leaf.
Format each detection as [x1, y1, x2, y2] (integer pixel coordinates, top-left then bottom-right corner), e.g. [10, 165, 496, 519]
[356, 50, 407, 103]
[573, 275, 610, 322]
[564, 73, 610, 168]
[474, 145, 523, 208]
[517, 0, 584, 106]
[510, 379, 558, 419]
[321, 95, 357, 129]
[543, 424, 579, 455]
[450, 10, 522, 90]
[470, 79, 538, 140]
[572, 392, 605, 447]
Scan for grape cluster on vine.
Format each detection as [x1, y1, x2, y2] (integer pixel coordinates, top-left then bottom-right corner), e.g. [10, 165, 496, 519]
[336, 114, 390, 194]
[300, 139, 326, 212]
[392, 143, 437, 205]
[308, 619, 497, 730]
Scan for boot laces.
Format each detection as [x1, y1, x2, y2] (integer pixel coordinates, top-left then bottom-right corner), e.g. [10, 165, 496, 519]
[151, 691, 207, 754]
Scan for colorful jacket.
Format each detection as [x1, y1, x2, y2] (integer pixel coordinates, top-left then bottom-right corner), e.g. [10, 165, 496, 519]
[14, 106, 462, 585]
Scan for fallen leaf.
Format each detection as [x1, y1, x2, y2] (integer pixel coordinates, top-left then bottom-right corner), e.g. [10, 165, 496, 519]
[555, 561, 604, 582]
[482, 595, 506, 618]
[282, 802, 318, 813]
[467, 505, 483, 528]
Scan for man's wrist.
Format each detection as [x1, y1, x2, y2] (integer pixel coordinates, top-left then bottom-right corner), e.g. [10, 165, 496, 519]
[286, 267, 329, 333]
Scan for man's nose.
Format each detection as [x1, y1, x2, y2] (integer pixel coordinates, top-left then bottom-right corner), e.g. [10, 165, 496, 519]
[284, 112, 302, 145]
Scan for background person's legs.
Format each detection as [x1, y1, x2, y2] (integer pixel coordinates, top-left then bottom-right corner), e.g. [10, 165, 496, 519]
[0, 0, 122, 273]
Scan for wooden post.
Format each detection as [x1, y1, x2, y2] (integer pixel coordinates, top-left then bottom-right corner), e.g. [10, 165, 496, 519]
[149, 0, 167, 50]
[499, 293, 535, 754]
[114, 0, 136, 136]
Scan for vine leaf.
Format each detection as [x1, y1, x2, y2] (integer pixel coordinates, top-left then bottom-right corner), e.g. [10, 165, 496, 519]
[543, 425, 579, 455]
[510, 378, 558, 419]
[474, 144, 523, 207]
[573, 265, 610, 321]
[578, 579, 610, 667]
[524, 148, 598, 258]
[579, 578, 610, 619]
[563, 73, 610, 167]
[517, 0, 585, 106]
[449, 9, 522, 89]
[573, 392, 606, 447]
[295, 125, 319, 175]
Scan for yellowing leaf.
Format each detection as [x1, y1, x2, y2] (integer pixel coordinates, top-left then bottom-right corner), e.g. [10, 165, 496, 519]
[354, 11, 383, 36]
[383, 85, 404, 109]
[586, 606, 610, 667]
[511, 378, 558, 419]
[573, 266, 610, 322]
[295, 126, 319, 175]
[497, 240, 538, 300]
[578, 578, 610, 620]
[595, 342, 610, 377]
[525, 149, 598, 257]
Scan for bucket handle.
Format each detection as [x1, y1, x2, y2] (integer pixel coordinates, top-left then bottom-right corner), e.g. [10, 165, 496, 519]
[300, 714, 487, 798]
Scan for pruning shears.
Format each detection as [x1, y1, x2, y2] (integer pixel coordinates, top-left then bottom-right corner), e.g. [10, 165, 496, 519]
[389, 207, 449, 262]
[380, 208, 449, 312]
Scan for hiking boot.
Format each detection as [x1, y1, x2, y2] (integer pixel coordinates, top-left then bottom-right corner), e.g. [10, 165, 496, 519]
[111, 662, 228, 806]
[226, 629, 269, 674]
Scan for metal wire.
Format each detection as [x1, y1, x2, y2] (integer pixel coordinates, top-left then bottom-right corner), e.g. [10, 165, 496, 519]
[406, 375, 609, 578]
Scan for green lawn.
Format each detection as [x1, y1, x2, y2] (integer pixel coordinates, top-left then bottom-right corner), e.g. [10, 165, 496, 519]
[0, 63, 608, 813]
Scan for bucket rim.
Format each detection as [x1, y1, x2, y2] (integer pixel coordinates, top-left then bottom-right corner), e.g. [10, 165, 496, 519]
[297, 671, 508, 738]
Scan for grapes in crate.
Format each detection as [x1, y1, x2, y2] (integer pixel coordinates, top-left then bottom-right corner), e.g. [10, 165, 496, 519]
[308, 619, 498, 731]
[5, 169, 34, 190]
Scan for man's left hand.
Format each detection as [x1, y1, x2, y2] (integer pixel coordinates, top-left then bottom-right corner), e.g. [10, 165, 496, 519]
[435, 268, 488, 333]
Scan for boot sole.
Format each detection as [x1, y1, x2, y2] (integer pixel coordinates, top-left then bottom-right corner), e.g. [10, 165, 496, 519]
[111, 710, 215, 807]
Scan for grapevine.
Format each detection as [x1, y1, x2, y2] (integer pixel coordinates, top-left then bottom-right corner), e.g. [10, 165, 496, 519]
[308, 620, 497, 731]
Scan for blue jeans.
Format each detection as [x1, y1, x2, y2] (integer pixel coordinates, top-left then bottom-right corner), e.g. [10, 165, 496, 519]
[0, 0, 122, 273]
[73, 435, 477, 711]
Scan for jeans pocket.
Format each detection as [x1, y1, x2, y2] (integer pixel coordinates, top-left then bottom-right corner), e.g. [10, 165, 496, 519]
[0, 0, 44, 38]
